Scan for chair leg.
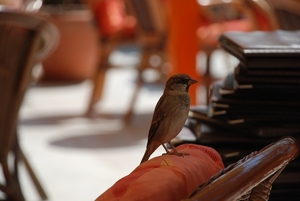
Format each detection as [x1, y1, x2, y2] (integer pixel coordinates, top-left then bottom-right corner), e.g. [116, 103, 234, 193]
[205, 51, 211, 77]
[14, 133, 48, 200]
[124, 49, 169, 123]
[1, 136, 25, 201]
[1, 155, 25, 201]
[123, 50, 151, 123]
[86, 67, 108, 115]
[86, 40, 113, 116]
[19, 148, 48, 200]
[13, 140, 25, 201]
[203, 50, 214, 105]
[123, 78, 143, 124]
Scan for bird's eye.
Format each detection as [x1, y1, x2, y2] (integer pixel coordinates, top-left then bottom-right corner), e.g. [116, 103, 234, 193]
[177, 79, 188, 84]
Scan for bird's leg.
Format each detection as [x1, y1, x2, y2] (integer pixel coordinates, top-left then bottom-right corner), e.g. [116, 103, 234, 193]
[162, 142, 190, 157]
[169, 142, 190, 157]
[162, 143, 171, 155]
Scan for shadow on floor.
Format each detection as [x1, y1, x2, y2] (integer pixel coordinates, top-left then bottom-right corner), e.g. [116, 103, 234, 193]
[49, 131, 145, 149]
[20, 112, 123, 126]
[22, 112, 153, 149]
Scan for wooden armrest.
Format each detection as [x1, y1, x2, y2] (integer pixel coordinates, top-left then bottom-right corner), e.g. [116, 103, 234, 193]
[183, 137, 299, 201]
[35, 16, 59, 61]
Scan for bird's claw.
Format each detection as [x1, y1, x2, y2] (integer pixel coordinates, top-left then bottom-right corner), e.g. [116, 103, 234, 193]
[174, 152, 190, 157]
[163, 152, 190, 157]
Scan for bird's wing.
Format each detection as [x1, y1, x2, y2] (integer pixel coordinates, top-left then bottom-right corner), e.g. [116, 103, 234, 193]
[147, 96, 167, 147]
[147, 113, 166, 147]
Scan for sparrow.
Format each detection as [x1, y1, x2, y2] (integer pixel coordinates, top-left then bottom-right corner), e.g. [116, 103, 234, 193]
[140, 74, 198, 164]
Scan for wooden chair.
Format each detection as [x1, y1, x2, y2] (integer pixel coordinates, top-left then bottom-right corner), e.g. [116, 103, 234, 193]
[0, 11, 57, 200]
[85, 0, 137, 117]
[264, 0, 300, 30]
[86, 0, 168, 123]
[196, 0, 261, 104]
[122, 0, 168, 123]
[183, 137, 299, 201]
[245, 0, 279, 30]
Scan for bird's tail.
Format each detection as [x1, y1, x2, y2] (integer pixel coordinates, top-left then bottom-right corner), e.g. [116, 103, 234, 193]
[140, 142, 161, 164]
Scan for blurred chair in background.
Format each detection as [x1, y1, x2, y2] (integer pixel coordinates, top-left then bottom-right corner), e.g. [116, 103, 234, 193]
[123, 0, 169, 123]
[264, 0, 300, 30]
[0, 11, 58, 200]
[196, 0, 271, 103]
[86, 0, 169, 123]
[85, 0, 136, 119]
[245, 0, 279, 30]
[197, 0, 258, 75]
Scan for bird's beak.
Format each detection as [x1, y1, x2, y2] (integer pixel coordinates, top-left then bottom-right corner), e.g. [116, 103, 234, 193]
[188, 78, 198, 85]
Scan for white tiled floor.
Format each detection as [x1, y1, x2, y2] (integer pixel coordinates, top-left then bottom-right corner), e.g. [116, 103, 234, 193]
[16, 48, 236, 201]
[18, 70, 163, 201]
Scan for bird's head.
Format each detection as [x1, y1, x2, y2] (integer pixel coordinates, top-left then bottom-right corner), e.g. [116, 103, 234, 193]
[165, 74, 198, 92]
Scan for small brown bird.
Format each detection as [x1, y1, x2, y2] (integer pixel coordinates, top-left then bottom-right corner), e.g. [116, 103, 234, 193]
[140, 74, 198, 164]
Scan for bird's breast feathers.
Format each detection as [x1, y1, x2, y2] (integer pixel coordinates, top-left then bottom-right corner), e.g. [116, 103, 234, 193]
[156, 95, 190, 142]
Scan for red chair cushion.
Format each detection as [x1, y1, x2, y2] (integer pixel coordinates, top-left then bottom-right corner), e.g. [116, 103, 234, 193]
[94, 0, 136, 38]
[197, 18, 254, 46]
[95, 144, 224, 201]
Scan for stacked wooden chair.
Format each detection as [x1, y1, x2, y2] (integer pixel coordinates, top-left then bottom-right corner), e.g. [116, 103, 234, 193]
[0, 11, 58, 200]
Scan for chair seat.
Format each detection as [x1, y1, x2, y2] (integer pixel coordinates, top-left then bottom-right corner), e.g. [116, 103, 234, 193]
[197, 18, 254, 47]
[94, 0, 137, 38]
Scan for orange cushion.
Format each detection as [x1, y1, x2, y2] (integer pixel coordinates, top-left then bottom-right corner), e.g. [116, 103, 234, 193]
[95, 144, 224, 201]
